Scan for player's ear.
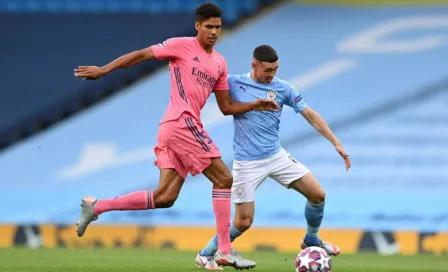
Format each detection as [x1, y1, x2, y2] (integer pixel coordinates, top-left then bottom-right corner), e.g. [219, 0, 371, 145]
[195, 21, 200, 31]
[251, 62, 256, 69]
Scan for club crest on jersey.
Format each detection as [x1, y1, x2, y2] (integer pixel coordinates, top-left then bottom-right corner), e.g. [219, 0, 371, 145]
[266, 90, 277, 100]
[235, 187, 245, 198]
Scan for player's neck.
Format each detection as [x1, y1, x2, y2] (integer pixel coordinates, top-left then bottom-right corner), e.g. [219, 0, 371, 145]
[250, 70, 263, 83]
[196, 37, 213, 54]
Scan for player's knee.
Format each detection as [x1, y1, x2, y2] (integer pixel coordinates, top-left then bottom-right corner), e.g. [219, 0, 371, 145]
[153, 191, 178, 208]
[214, 175, 233, 189]
[308, 189, 326, 204]
[234, 213, 253, 232]
[239, 218, 253, 232]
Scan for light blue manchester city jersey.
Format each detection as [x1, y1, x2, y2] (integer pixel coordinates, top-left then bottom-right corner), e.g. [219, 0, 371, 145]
[229, 73, 308, 161]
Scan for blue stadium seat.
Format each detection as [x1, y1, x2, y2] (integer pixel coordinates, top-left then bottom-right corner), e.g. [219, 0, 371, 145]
[238, 0, 258, 13]
[0, 0, 266, 14]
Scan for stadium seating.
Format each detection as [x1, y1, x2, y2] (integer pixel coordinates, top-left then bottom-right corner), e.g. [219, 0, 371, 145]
[1, 1, 447, 233]
[0, 0, 275, 151]
[0, 0, 272, 22]
[0, 13, 193, 149]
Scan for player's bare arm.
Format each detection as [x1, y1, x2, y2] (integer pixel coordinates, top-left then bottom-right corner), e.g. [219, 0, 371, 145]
[300, 107, 351, 170]
[214, 90, 279, 115]
[74, 47, 156, 80]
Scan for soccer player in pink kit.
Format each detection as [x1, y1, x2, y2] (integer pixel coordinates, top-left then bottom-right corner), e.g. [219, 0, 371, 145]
[73, 2, 278, 269]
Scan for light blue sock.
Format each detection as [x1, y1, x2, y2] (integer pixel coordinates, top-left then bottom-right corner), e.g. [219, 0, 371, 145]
[304, 201, 325, 246]
[199, 235, 218, 257]
[199, 223, 243, 256]
[230, 223, 242, 242]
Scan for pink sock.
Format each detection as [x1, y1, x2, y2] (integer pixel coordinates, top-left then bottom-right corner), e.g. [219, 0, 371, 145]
[93, 190, 155, 215]
[212, 189, 232, 255]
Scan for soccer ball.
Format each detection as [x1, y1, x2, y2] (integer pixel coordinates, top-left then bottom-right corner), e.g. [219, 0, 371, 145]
[295, 246, 332, 272]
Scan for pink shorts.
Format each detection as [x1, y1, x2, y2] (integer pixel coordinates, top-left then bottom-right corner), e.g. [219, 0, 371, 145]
[154, 114, 221, 179]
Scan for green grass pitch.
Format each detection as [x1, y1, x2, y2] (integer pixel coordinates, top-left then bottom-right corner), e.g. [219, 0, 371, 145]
[0, 248, 447, 272]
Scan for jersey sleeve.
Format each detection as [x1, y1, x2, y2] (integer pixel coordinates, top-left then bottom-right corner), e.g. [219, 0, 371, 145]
[285, 83, 308, 113]
[213, 60, 229, 91]
[227, 74, 236, 88]
[150, 37, 184, 60]
[227, 75, 237, 96]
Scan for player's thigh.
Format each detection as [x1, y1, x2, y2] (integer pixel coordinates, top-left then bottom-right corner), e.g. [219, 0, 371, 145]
[155, 121, 189, 179]
[153, 168, 186, 208]
[153, 136, 187, 208]
[202, 157, 233, 189]
[269, 150, 325, 203]
[154, 144, 188, 179]
[289, 173, 326, 204]
[231, 159, 269, 204]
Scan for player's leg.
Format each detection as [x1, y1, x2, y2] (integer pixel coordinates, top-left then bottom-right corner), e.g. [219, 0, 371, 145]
[162, 116, 234, 268]
[196, 202, 256, 270]
[76, 121, 188, 237]
[233, 201, 255, 235]
[289, 173, 340, 256]
[198, 202, 255, 254]
[289, 173, 325, 245]
[197, 158, 265, 270]
[76, 168, 185, 237]
[201, 158, 234, 263]
[200, 157, 263, 256]
[270, 149, 339, 256]
[171, 115, 254, 269]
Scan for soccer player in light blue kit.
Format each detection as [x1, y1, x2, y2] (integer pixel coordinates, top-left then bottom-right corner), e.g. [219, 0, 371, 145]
[195, 45, 351, 270]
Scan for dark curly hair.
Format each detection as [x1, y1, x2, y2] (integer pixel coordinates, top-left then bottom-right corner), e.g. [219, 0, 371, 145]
[195, 2, 223, 22]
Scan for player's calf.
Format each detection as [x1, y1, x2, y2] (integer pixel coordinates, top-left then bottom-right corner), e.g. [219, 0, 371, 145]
[77, 191, 153, 237]
[203, 158, 234, 255]
[290, 173, 327, 247]
[76, 169, 185, 237]
[152, 168, 185, 208]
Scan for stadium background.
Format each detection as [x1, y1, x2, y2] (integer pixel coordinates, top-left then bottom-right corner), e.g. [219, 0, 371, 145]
[1, 0, 448, 260]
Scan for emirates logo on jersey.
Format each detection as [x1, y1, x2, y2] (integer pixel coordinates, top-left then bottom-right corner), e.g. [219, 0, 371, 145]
[192, 67, 217, 90]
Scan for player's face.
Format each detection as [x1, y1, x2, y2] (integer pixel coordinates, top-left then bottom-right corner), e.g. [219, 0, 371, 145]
[195, 18, 222, 47]
[253, 60, 279, 83]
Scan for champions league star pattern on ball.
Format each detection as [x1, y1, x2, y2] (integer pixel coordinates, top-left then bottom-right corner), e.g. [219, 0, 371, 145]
[296, 246, 332, 272]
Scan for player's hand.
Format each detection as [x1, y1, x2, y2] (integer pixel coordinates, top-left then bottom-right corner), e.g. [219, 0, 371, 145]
[74, 66, 107, 80]
[253, 99, 280, 112]
[335, 144, 351, 171]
